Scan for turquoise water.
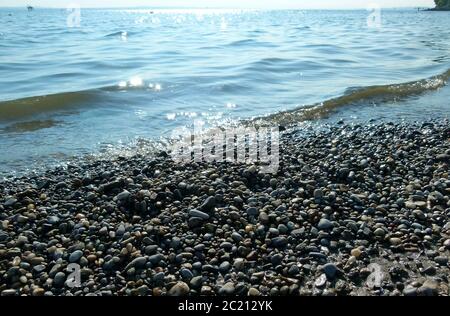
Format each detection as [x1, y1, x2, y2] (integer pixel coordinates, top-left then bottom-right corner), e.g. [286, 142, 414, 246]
[0, 8, 449, 176]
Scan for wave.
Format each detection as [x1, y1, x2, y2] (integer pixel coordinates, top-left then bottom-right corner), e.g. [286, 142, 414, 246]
[1, 69, 448, 125]
[254, 68, 450, 126]
[0, 83, 154, 122]
[225, 38, 276, 48]
[0, 90, 98, 122]
[104, 31, 130, 38]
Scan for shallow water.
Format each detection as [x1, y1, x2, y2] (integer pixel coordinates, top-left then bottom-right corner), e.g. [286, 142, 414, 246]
[0, 8, 449, 177]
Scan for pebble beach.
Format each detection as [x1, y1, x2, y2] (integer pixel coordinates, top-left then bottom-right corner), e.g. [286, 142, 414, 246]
[0, 119, 449, 296]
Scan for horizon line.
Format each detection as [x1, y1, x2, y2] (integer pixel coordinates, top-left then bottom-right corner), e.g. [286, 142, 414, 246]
[0, 5, 434, 10]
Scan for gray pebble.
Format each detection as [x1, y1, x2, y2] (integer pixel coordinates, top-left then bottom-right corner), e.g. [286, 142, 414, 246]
[69, 250, 83, 263]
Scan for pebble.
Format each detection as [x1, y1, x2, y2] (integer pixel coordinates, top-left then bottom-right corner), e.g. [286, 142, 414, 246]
[389, 238, 402, 246]
[322, 263, 338, 279]
[248, 288, 261, 296]
[360, 159, 369, 168]
[444, 239, 450, 249]
[271, 236, 288, 248]
[32, 288, 45, 296]
[188, 209, 210, 220]
[190, 276, 203, 289]
[116, 190, 131, 201]
[69, 250, 83, 263]
[0, 120, 448, 297]
[350, 248, 362, 259]
[188, 217, 204, 228]
[403, 286, 417, 296]
[417, 279, 438, 296]
[233, 258, 245, 271]
[168, 282, 190, 296]
[412, 210, 426, 220]
[16, 215, 28, 224]
[1, 289, 17, 296]
[434, 256, 448, 266]
[125, 257, 147, 270]
[4, 198, 17, 207]
[315, 274, 327, 287]
[180, 268, 193, 279]
[231, 232, 243, 242]
[373, 228, 386, 237]
[199, 196, 216, 212]
[317, 219, 333, 230]
[153, 272, 165, 283]
[314, 189, 324, 201]
[219, 261, 231, 273]
[148, 254, 163, 265]
[246, 207, 259, 216]
[219, 282, 235, 295]
[53, 272, 66, 288]
[0, 231, 9, 242]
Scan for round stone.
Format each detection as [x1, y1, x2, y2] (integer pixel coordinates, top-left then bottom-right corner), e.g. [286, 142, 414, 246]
[248, 288, 261, 296]
[69, 250, 83, 263]
[168, 282, 190, 296]
[434, 256, 448, 266]
[317, 219, 333, 230]
[219, 282, 235, 295]
[322, 263, 338, 279]
[351, 248, 362, 259]
[390, 238, 402, 246]
[374, 228, 386, 237]
[53, 272, 66, 288]
[180, 268, 193, 279]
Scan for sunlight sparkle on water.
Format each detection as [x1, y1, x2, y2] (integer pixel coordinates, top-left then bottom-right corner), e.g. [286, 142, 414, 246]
[166, 113, 176, 120]
[149, 83, 162, 91]
[129, 76, 144, 87]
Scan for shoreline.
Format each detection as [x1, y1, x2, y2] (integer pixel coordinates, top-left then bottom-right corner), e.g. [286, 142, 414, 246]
[424, 6, 450, 11]
[0, 119, 449, 296]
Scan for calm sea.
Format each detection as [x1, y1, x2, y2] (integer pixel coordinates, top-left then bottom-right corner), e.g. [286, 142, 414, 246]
[0, 8, 449, 177]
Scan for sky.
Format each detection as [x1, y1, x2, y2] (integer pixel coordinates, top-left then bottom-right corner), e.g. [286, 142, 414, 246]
[0, 0, 437, 9]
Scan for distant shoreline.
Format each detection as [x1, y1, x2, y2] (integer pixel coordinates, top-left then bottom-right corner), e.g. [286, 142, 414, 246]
[425, 8, 450, 11]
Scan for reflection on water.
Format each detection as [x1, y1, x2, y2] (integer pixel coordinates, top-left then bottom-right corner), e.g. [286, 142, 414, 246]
[1, 119, 61, 133]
